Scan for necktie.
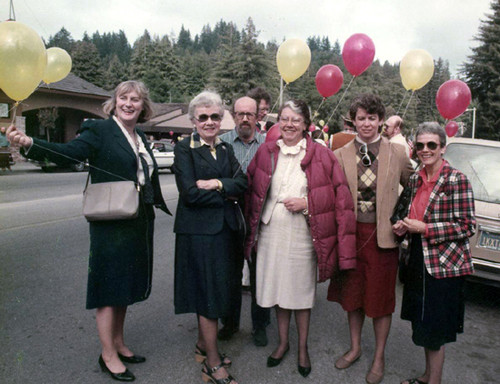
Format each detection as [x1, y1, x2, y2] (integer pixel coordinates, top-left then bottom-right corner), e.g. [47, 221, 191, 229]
[139, 154, 154, 204]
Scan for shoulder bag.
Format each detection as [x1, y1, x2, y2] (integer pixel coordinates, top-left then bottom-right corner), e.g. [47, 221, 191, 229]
[82, 174, 140, 221]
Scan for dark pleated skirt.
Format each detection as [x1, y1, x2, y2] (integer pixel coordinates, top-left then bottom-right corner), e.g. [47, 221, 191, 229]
[401, 235, 465, 350]
[86, 199, 155, 309]
[174, 224, 238, 319]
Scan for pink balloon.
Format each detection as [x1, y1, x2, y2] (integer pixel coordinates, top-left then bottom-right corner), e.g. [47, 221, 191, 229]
[315, 64, 344, 98]
[265, 123, 281, 142]
[445, 121, 459, 137]
[308, 124, 316, 132]
[436, 80, 471, 120]
[342, 33, 375, 77]
[169, 130, 174, 136]
[323, 125, 329, 133]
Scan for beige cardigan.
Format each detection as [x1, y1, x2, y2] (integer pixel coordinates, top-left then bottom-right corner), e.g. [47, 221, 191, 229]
[334, 137, 414, 248]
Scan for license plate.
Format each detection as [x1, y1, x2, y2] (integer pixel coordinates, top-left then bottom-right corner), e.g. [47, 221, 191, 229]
[477, 230, 500, 251]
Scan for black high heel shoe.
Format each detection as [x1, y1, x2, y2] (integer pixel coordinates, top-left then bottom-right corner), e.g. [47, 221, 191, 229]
[267, 346, 289, 368]
[118, 353, 146, 364]
[98, 355, 136, 382]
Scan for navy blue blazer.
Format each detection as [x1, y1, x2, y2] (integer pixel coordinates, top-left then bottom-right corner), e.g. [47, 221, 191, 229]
[25, 117, 170, 214]
[173, 134, 247, 235]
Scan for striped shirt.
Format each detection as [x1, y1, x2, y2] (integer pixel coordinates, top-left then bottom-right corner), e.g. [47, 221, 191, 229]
[219, 129, 266, 174]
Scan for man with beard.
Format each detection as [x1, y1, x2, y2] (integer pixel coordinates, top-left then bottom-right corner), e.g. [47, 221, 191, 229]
[218, 96, 270, 346]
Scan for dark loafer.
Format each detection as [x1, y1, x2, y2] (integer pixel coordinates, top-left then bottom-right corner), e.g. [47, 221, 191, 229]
[118, 353, 146, 364]
[267, 346, 289, 368]
[298, 364, 311, 378]
[99, 355, 135, 382]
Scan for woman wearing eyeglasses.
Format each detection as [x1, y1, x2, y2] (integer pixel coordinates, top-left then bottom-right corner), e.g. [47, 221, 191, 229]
[328, 94, 413, 384]
[392, 123, 475, 384]
[173, 91, 247, 384]
[245, 99, 356, 378]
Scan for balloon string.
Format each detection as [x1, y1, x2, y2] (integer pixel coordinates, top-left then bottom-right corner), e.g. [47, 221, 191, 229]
[396, 90, 409, 115]
[264, 83, 287, 125]
[10, 102, 20, 125]
[325, 76, 355, 126]
[402, 91, 415, 118]
[312, 98, 327, 122]
[9, 0, 16, 20]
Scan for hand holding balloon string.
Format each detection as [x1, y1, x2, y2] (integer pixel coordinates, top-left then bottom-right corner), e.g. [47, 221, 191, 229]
[1, 125, 33, 148]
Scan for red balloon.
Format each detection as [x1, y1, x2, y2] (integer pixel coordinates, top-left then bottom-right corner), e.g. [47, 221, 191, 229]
[342, 33, 375, 77]
[445, 121, 459, 137]
[315, 64, 344, 98]
[323, 125, 329, 133]
[436, 80, 471, 120]
[265, 123, 281, 142]
[308, 124, 316, 132]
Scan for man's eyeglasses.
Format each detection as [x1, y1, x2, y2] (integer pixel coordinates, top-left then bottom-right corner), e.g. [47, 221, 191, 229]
[279, 117, 303, 126]
[415, 141, 439, 151]
[359, 143, 372, 167]
[235, 112, 256, 119]
[195, 114, 222, 123]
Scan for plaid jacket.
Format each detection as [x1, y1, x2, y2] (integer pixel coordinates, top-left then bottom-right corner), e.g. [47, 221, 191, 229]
[408, 161, 476, 278]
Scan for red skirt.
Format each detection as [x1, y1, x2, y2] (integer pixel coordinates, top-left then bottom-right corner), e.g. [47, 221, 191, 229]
[327, 222, 399, 318]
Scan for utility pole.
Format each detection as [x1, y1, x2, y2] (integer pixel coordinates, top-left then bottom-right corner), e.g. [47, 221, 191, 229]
[466, 107, 477, 139]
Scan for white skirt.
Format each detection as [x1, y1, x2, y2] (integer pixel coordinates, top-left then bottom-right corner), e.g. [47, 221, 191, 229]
[256, 203, 317, 310]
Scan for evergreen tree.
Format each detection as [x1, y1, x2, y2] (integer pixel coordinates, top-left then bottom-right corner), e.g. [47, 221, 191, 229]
[129, 32, 181, 102]
[178, 52, 211, 100]
[71, 41, 105, 87]
[176, 25, 193, 51]
[129, 31, 154, 81]
[104, 55, 128, 90]
[47, 27, 74, 52]
[462, 0, 500, 139]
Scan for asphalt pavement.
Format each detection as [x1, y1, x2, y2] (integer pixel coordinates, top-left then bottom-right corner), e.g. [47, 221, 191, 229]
[0, 161, 499, 384]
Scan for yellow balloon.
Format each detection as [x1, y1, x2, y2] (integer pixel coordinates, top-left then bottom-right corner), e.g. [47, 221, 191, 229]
[43, 47, 72, 84]
[400, 49, 434, 91]
[0, 21, 46, 101]
[276, 38, 311, 84]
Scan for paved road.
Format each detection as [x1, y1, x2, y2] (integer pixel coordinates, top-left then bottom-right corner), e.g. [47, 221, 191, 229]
[1, 161, 499, 384]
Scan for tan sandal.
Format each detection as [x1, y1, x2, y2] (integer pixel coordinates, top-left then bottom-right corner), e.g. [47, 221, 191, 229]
[195, 345, 231, 367]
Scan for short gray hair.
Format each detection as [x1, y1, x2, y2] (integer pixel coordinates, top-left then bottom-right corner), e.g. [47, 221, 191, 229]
[188, 91, 225, 120]
[415, 122, 447, 148]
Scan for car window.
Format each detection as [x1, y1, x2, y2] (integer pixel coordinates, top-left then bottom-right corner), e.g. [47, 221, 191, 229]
[445, 143, 500, 204]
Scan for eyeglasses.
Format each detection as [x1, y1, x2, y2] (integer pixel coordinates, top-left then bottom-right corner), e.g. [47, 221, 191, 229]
[195, 113, 222, 122]
[279, 117, 303, 126]
[235, 112, 256, 119]
[359, 143, 372, 167]
[415, 141, 439, 151]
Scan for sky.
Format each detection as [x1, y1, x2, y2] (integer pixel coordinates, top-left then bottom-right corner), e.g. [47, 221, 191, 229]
[7, 0, 495, 75]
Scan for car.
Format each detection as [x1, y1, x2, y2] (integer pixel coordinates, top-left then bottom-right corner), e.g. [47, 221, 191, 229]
[0, 147, 15, 170]
[150, 141, 174, 172]
[444, 137, 500, 287]
[30, 158, 87, 172]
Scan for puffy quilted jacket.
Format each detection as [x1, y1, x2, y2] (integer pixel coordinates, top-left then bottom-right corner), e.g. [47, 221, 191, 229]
[244, 136, 356, 282]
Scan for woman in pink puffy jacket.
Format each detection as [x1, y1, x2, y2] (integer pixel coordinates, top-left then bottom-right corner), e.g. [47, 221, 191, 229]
[244, 99, 356, 378]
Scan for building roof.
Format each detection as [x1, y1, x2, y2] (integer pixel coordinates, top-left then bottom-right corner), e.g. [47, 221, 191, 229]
[37, 73, 112, 98]
[141, 105, 235, 134]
